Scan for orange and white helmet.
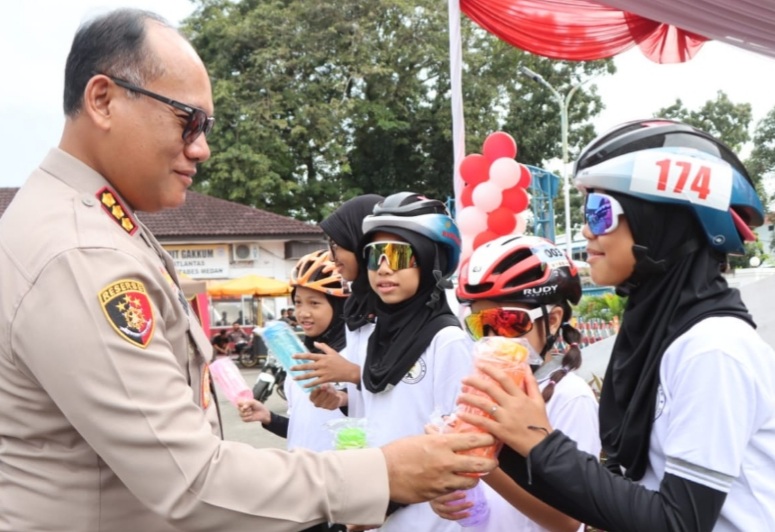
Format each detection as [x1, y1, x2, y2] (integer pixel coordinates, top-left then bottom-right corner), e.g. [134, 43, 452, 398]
[290, 250, 348, 297]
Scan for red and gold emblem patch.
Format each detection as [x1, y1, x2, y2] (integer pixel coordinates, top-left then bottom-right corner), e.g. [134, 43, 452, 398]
[99, 279, 155, 348]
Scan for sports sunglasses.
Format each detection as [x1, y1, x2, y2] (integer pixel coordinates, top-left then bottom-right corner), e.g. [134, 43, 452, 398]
[585, 192, 625, 236]
[363, 241, 418, 271]
[463, 307, 545, 341]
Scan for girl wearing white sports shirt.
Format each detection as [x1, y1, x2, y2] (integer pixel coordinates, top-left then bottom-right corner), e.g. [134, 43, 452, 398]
[294, 194, 384, 415]
[240, 249, 350, 531]
[238, 249, 348, 451]
[431, 235, 600, 532]
[348, 192, 473, 532]
[457, 119, 775, 531]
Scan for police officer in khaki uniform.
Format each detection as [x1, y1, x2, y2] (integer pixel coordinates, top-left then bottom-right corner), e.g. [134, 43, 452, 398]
[0, 8, 495, 531]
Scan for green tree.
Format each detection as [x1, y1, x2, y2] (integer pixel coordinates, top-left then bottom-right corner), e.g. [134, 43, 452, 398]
[183, 0, 612, 222]
[746, 108, 775, 206]
[657, 90, 752, 152]
[728, 240, 769, 270]
[576, 293, 626, 321]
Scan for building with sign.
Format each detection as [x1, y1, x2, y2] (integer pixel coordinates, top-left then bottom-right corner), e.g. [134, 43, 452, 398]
[0, 187, 326, 327]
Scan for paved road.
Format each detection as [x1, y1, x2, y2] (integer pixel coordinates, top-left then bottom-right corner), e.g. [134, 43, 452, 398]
[218, 366, 290, 450]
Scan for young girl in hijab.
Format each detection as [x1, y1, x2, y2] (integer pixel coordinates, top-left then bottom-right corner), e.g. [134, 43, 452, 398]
[292, 194, 384, 414]
[239, 250, 348, 452]
[347, 192, 472, 531]
[431, 235, 600, 532]
[456, 119, 775, 530]
[240, 251, 349, 532]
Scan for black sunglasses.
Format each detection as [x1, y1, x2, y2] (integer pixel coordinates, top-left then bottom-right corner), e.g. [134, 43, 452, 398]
[103, 75, 214, 144]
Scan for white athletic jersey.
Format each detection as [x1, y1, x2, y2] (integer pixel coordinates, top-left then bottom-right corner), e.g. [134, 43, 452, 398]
[476, 370, 601, 532]
[351, 325, 474, 532]
[284, 351, 346, 452]
[343, 322, 375, 419]
[639, 316, 775, 530]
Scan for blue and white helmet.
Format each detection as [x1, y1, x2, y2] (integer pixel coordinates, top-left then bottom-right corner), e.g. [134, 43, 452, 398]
[574, 119, 764, 255]
[362, 192, 462, 276]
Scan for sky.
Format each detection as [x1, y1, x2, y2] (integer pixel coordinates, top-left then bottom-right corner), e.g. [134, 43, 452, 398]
[2, 1, 775, 189]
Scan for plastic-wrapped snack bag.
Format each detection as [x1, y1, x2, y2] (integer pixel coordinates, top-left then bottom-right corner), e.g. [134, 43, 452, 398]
[209, 357, 252, 407]
[449, 337, 539, 466]
[427, 409, 490, 528]
[325, 417, 370, 450]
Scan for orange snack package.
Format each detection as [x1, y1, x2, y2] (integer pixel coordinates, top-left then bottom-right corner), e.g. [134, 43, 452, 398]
[448, 337, 533, 472]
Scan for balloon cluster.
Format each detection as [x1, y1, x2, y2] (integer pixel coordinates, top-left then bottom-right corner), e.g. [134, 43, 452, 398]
[457, 132, 531, 261]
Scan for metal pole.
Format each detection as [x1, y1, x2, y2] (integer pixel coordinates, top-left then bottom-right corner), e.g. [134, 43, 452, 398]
[518, 66, 594, 260]
[558, 93, 571, 259]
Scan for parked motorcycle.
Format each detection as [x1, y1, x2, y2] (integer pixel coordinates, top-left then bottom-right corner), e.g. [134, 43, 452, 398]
[252, 355, 287, 402]
[233, 340, 262, 369]
[235, 331, 270, 369]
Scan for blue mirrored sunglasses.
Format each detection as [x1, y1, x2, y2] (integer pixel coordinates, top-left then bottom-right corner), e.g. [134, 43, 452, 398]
[584, 192, 625, 236]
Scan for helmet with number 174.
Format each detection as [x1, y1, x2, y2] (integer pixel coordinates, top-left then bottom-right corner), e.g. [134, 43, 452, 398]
[573, 119, 764, 255]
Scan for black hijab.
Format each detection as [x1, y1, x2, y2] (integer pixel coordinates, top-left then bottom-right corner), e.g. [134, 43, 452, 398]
[360, 227, 460, 393]
[319, 195, 383, 331]
[599, 192, 754, 480]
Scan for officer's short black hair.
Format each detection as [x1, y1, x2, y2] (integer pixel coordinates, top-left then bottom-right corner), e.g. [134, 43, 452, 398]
[63, 8, 172, 116]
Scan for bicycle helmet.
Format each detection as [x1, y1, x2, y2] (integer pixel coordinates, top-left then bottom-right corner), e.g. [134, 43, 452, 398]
[290, 250, 347, 297]
[457, 234, 581, 313]
[574, 119, 764, 255]
[362, 192, 462, 277]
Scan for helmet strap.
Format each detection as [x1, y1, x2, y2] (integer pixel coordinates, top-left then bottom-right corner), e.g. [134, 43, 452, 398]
[538, 305, 556, 360]
[427, 253, 452, 308]
[617, 239, 702, 296]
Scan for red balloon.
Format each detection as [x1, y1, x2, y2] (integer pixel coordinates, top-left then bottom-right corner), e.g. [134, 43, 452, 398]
[517, 164, 532, 188]
[459, 184, 474, 208]
[483, 132, 517, 162]
[459, 154, 489, 186]
[487, 207, 518, 236]
[473, 230, 500, 250]
[501, 186, 529, 213]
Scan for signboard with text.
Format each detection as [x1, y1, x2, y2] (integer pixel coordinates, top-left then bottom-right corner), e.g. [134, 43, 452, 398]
[165, 244, 229, 279]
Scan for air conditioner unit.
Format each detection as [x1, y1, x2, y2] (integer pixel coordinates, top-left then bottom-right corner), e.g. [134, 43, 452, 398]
[232, 243, 260, 262]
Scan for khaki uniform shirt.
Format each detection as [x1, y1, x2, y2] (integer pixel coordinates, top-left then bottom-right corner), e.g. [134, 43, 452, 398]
[0, 149, 389, 531]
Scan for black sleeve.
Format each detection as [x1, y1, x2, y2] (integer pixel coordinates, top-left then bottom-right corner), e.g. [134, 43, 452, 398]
[498, 431, 726, 532]
[262, 411, 289, 439]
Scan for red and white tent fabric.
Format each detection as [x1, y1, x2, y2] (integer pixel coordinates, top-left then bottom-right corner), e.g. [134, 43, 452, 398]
[460, 0, 708, 64]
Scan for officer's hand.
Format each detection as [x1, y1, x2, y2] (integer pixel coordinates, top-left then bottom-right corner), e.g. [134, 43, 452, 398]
[238, 399, 271, 424]
[291, 344, 361, 387]
[309, 384, 346, 410]
[380, 433, 496, 504]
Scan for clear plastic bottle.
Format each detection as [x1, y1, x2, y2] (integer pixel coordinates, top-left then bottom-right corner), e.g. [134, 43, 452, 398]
[256, 320, 315, 392]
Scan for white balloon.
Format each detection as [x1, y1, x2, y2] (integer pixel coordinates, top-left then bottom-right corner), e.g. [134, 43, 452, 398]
[471, 181, 502, 213]
[514, 212, 528, 235]
[456, 206, 488, 237]
[489, 158, 520, 189]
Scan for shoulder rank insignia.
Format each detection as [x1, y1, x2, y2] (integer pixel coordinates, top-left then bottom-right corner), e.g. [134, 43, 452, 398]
[96, 187, 138, 235]
[99, 279, 155, 348]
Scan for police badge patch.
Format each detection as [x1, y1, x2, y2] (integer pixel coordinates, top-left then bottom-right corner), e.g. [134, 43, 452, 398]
[99, 279, 155, 348]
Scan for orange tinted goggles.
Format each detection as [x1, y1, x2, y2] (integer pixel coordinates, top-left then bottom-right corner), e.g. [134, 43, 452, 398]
[464, 307, 545, 341]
